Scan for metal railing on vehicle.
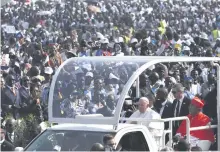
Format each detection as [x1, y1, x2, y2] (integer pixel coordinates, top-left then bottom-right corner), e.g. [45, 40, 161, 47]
[119, 117, 217, 148]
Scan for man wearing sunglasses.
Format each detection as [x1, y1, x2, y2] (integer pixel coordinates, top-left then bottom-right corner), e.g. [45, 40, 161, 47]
[4, 119, 19, 147]
[103, 134, 116, 151]
[0, 128, 15, 151]
[172, 83, 191, 134]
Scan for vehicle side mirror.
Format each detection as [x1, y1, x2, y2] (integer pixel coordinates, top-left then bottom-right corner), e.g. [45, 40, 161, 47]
[15, 147, 24, 151]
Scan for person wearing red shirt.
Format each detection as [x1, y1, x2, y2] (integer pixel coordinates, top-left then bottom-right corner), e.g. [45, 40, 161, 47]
[175, 97, 215, 150]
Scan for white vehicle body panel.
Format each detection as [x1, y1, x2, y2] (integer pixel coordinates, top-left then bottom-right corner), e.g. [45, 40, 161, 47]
[48, 123, 158, 151]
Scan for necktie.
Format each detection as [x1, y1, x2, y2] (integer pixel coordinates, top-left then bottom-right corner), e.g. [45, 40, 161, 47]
[176, 100, 180, 117]
[175, 100, 180, 127]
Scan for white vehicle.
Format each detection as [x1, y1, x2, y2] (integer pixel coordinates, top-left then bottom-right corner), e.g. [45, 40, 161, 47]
[16, 56, 220, 151]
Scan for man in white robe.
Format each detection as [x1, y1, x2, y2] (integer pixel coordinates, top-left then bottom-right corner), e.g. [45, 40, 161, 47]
[128, 97, 164, 141]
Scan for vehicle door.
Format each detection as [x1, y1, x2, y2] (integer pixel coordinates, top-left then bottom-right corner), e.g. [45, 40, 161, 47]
[114, 127, 158, 151]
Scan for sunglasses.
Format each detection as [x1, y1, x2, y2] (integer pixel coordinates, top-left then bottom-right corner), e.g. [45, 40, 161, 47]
[6, 124, 13, 127]
[172, 91, 177, 94]
[107, 143, 116, 147]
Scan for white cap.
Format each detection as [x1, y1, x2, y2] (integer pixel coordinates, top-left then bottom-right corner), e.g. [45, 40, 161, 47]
[170, 77, 177, 84]
[184, 39, 191, 46]
[9, 48, 15, 55]
[200, 32, 208, 40]
[86, 72, 93, 78]
[194, 24, 199, 29]
[96, 32, 104, 40]
[36, 24, 42, 29]
[130, 12, 135, 16]
[114, 37, 124, 43]
[118, 37, 124, 43]
[109, 73, 119, 80]
[82, 64, 92, 71]
[15, 62, 20, 68]
[183, 46, 190, 51]
[26, 36, 31, 42]
[148, 65, 155, 71]
[183, 34, 191, 39]
[130, 38, 138, 44]
[101, 38, 109, 44]
[44, 67, 53, 75]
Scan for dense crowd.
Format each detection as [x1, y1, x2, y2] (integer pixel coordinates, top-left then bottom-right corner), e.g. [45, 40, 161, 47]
[1, 0, 220, 151]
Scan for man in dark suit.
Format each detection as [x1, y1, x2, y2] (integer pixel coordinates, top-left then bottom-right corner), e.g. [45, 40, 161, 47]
[0, 128, 15, 151]
[203, 86, 217, 150]
[154, 87, 173, 143]
[19, 76, 33, 117]
[171, 83, 191, 134]
[154, 87, 173, 129]
[4, 119, 18, 146]
[1, 75, 20, 120]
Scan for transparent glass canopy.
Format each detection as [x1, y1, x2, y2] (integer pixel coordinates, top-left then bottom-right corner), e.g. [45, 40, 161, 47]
[49, 56, 218, 125]
[49, 57, 152, 124]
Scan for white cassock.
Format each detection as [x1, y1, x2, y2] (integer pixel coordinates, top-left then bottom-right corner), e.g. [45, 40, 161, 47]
[129, 108, 164, 144]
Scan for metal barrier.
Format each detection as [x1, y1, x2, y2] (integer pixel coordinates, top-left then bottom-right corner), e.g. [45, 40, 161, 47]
[120, 117, 217, 148]
[120, 116, 190, 147]
[190, 125, 218, 131]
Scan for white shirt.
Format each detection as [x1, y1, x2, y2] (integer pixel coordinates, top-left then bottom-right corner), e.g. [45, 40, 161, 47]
[190, 83, 201, 96]
[0, 139, 5, 144]
[174, 95, 184, 117]
[160, 100, 167, 116]
[167, 91, 175, 103]
[8, 132, 14, 143]
[200, 68, 209, 83]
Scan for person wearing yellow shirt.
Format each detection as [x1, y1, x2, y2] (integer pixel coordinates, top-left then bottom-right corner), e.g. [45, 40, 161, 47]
[158, 20, 167, 35]
[212, 29, 219, 40]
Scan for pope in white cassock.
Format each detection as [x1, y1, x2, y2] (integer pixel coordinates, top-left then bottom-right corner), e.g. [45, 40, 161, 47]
[128, 97, 164, 142]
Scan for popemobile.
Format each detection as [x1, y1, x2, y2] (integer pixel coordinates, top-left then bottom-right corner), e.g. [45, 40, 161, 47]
[15, 56, 220, 151]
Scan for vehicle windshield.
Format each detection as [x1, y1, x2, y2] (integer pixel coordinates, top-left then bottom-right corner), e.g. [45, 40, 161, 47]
[25, 129, 114, 151]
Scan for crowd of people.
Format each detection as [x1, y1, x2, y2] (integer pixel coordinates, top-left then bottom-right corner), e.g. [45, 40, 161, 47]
[1, 0, 220, 151]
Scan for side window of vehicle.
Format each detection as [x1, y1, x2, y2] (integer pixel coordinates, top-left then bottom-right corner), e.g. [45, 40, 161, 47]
[117, 131, 149, 151]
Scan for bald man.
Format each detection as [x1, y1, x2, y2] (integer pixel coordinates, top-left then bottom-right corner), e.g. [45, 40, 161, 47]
[129, 97, 164, 137]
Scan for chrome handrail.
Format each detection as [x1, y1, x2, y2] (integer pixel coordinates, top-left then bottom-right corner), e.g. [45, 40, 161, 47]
[119, 116, 190, 147]
[119, 117, 217, 147]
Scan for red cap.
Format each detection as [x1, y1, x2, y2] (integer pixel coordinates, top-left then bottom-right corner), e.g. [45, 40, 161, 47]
[191, 97, 204, 108]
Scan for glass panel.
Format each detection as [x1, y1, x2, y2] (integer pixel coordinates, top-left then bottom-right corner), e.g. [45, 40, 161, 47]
[25, 130, 114, 151]
[51, 57, 147, 119]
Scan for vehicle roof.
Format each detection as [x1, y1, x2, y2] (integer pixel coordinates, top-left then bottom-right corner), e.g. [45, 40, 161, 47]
[49, 123, 143, 132]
